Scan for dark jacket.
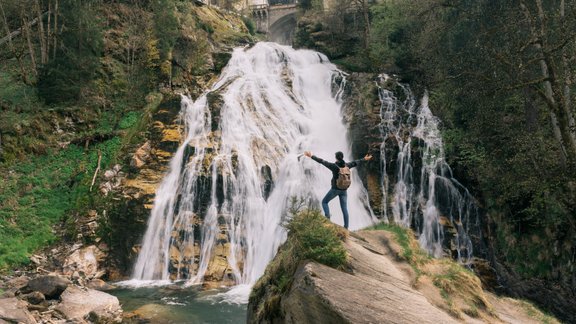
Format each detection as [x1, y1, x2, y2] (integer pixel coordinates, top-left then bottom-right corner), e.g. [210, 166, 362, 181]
[311, 155, 363, 190]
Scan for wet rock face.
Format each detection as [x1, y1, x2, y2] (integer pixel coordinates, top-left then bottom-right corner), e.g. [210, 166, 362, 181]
[341, 73, 385, 216]
[102, 97, 182, 278]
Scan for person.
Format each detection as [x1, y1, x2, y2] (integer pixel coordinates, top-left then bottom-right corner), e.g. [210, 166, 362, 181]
[303, 150, 373, 229]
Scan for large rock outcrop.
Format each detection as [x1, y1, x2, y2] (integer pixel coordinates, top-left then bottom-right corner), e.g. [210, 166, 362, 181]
[282, 262, 456, 324]
[248, 229, 559, 324]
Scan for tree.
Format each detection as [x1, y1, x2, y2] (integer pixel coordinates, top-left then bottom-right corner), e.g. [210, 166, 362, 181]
[516, 0, 576, 162]
[37, 0, 103, 104]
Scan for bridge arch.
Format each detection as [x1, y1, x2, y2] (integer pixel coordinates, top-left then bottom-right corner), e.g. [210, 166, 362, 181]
[269, 12, 296, 45]
[250, 1, 298, 44]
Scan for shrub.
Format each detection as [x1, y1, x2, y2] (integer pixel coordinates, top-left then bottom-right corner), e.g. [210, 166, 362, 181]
[241, 16, 256, 35]
[249, 207, 347, 322]
[285, 208, 347, 268]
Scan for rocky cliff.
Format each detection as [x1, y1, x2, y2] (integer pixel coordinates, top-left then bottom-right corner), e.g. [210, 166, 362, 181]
[248, 222, 559, 324]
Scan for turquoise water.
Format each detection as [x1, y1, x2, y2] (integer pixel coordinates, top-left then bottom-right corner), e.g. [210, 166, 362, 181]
[110, 286, 247, 323]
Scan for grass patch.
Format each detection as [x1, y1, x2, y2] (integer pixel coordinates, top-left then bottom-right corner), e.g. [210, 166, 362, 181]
[513, 299, 560, 324]
[0, 133, 124, 271]
[249, 207, 348, 322]
[285, 209, 347, 268]
[0, 146, 84, 269]
[370, 222, 430, 273]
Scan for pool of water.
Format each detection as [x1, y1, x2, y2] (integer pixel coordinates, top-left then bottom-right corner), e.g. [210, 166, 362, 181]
[109, 285, 248, 323]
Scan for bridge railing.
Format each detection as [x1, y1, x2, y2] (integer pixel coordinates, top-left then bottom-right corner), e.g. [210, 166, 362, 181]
[269, 0, 297, 5]
[249, 4, 269, 10]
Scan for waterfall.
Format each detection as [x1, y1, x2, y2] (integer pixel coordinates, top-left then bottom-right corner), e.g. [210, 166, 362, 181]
[377, 75, 478, 263]
[129, 43, 376, 295]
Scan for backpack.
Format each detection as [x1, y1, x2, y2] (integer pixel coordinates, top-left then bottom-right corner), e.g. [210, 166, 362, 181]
[336, 166, 351, 190]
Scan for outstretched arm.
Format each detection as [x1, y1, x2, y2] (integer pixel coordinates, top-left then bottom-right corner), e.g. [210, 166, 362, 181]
[348, 153, 373, 168]
[304, 151, 335, 170]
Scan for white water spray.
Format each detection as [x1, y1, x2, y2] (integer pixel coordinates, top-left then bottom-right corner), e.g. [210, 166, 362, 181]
[377, 76, 477, 263]
[129, 43, 376, 298]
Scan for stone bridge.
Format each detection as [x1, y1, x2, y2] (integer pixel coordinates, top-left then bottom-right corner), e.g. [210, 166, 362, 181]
[250, 1, 298, 44]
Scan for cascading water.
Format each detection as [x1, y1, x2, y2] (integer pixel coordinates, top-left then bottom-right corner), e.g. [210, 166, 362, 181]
[128, 43, 376, 300]
[377, 75, 478, 263]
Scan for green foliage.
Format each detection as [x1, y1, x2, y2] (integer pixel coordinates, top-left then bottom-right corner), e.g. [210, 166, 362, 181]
[119, 111, 141, 130]
[37, 0, 104, 105]
[368, 2, 414, 73]
[241, 16, 256, 36]
[152, 0, 179, 60]
[249, 206, 347, 322]
[370, 222, 430, 273]
[285, 209, 347, 268]
[0, 71, 41, 112]
[0, 146, 84, 268]
[197, 20, 215, 34]
[298, 0, 323, 11]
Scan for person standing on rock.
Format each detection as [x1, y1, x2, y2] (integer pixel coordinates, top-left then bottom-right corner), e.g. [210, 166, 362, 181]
[303, 151, 372, 229]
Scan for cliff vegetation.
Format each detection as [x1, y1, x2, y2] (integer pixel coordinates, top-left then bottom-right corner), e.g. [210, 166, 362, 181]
[0, 0, 254, 273]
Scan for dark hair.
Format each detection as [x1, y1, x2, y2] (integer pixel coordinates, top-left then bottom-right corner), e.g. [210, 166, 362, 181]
[335, 151, 344, 161]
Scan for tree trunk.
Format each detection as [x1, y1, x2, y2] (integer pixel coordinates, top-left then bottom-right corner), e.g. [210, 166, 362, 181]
[0, 2, 29, 84]
[35, 0, 47, 64]
[53, 0, 58, 59]
[521, 0, 576, 162]
[0, 12, 46, 46]
[23, 17, 38, 76]
[559, 0, 576, 155]
[46, 1, 51, 61]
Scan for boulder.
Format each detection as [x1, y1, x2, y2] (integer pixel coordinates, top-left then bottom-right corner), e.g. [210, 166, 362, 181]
[22, 291, 45, 305]
[86, 279, 116, 291]
[55, 286, 122, 323]
[26, 275, 70, 299]
[5, 276, 29, 290]
[0, 297, 37, 323]
[131, 141, 151, 168]
[63, 245, 105, 280]
[130, 303, 199, 323]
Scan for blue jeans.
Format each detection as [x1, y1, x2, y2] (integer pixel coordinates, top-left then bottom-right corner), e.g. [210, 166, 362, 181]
[321, 188, 349, 229]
